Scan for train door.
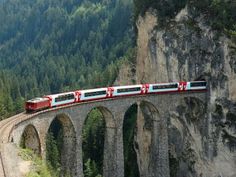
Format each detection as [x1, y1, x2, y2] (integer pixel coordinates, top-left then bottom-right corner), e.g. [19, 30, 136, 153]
[141, 84, 149, 94]
[75, 91, 81, 102]
[107, 87, 114, 98]
[178, 82, 187, 91]
[145, 84, 149, 93]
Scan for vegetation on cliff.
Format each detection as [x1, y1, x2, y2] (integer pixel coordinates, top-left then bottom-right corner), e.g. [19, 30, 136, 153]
[133, 0, 236, 33]
[133, 0, 236, 177]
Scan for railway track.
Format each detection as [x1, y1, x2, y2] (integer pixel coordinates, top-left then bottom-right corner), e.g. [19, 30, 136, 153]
[0, 113, 30, 177]
[0, 151, 6, 177]
[0, 113, 26, 144]
[0, 99, 115, 145]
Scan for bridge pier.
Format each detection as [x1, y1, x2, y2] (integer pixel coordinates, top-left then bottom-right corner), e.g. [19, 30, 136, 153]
[103, 126, 124, 177]
[151, 112, 170, 177]
[74, 128, 84, 177]
[135, 101, 170, 177]
[103, 110, 125, 177]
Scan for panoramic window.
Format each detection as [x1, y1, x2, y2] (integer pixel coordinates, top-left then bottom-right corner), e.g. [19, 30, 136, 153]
[117, 87, 141, 93]
[55, 94, 75, 102]
[84, 90, 107, 97]
[190, 82, 206, 87]
[152, 84, 178, 89]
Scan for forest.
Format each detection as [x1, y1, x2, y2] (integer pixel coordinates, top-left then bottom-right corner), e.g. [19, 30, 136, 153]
[0, 0, 134, 120]
[0, 0, 136, 176]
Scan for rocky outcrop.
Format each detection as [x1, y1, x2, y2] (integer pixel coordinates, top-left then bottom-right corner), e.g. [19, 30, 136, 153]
[134, 5, 236, 177]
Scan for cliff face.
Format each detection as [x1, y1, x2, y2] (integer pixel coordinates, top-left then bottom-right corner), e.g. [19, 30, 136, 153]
[135, 6, 236, 177]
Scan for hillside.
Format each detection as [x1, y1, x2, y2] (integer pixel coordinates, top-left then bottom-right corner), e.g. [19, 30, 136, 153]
[0, 0, 134, 119]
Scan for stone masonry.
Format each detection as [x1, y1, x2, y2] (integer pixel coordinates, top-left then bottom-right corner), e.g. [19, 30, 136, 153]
[8, 92, 206, 177]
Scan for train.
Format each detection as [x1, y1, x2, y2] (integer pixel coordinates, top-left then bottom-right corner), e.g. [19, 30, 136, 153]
[25, 81, 207, 112]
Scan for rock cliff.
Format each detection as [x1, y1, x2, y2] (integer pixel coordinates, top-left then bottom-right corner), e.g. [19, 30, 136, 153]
[131, 5, 236, 177]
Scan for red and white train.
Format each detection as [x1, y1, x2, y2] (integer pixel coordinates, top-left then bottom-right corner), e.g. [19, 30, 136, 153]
[25, 81, 207, 112]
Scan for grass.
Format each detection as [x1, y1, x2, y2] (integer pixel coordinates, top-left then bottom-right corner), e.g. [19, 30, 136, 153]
[19, 149, 51, 177]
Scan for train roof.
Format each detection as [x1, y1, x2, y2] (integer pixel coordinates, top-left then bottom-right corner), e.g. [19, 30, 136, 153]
[112, 84, 143, 89]
[79, 87, 108, 93]
[45, 91, 75, 98]
[26, 97, 49, 103]
[150, 82, 178, 85]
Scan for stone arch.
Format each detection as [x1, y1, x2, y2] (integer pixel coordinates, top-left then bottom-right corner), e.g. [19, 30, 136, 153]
[46, 113, 76, 177]
[139, 100, 161, 121]
[82, 106, 115, 128]
[82, 106, 115, 177]
[124, 99, 161, 122]
[122, 103, 139, 177]
[96, 106, 115, 128]
[20, 124, 41, 155]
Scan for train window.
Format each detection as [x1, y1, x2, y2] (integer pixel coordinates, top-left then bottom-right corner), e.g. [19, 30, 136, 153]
[84, 90, 107, 97]
[190, 82, 206, 87]
[55, 94, 75, 102]
[117, 87, 141, 93]
[152, 84, 178, 90]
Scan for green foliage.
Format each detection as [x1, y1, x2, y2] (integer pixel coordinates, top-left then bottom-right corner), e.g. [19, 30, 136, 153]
[73, 2, 105, 17]
[133, 0, 236, 32]
[188, 0, 236, 32]
[123, 104, 139, 177]
[225, 28, 236, 37]
[46, 121, 65, 177]
[19, 148, 51, 177]
[209, 0, 236, 31]
[82, 108, 105, 177]
[133, 0, 187, 26]
[82, 103, 140, 177]
[169, 151, 179, 177]
[0, 103, 7, 121]
[0, 0, 134, 119]
[46, 118, 75, 177]
[0, 0, 137, 176]
[84, 158, 101, 177]
[46, 132, 61, 173]
[0, 71, 25, 119]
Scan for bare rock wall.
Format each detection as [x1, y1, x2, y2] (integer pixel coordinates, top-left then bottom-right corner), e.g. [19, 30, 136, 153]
[134, 6, 236, 177]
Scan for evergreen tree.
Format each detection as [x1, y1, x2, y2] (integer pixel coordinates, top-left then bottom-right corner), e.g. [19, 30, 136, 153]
[46, 132, 61, 172]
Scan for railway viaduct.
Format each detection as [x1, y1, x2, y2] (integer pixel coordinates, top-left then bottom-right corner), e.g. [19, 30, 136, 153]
[0, 92, 207, 177]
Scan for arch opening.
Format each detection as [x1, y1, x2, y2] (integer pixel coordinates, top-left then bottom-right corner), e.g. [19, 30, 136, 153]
[82, 107, 106, 177]
[123, 103, 140, 177]
[20, 124, 41, 155]
[46, 113, 76, 177]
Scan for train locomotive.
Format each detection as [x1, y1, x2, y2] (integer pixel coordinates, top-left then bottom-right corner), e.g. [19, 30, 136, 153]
[25, 81, 207, 112]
